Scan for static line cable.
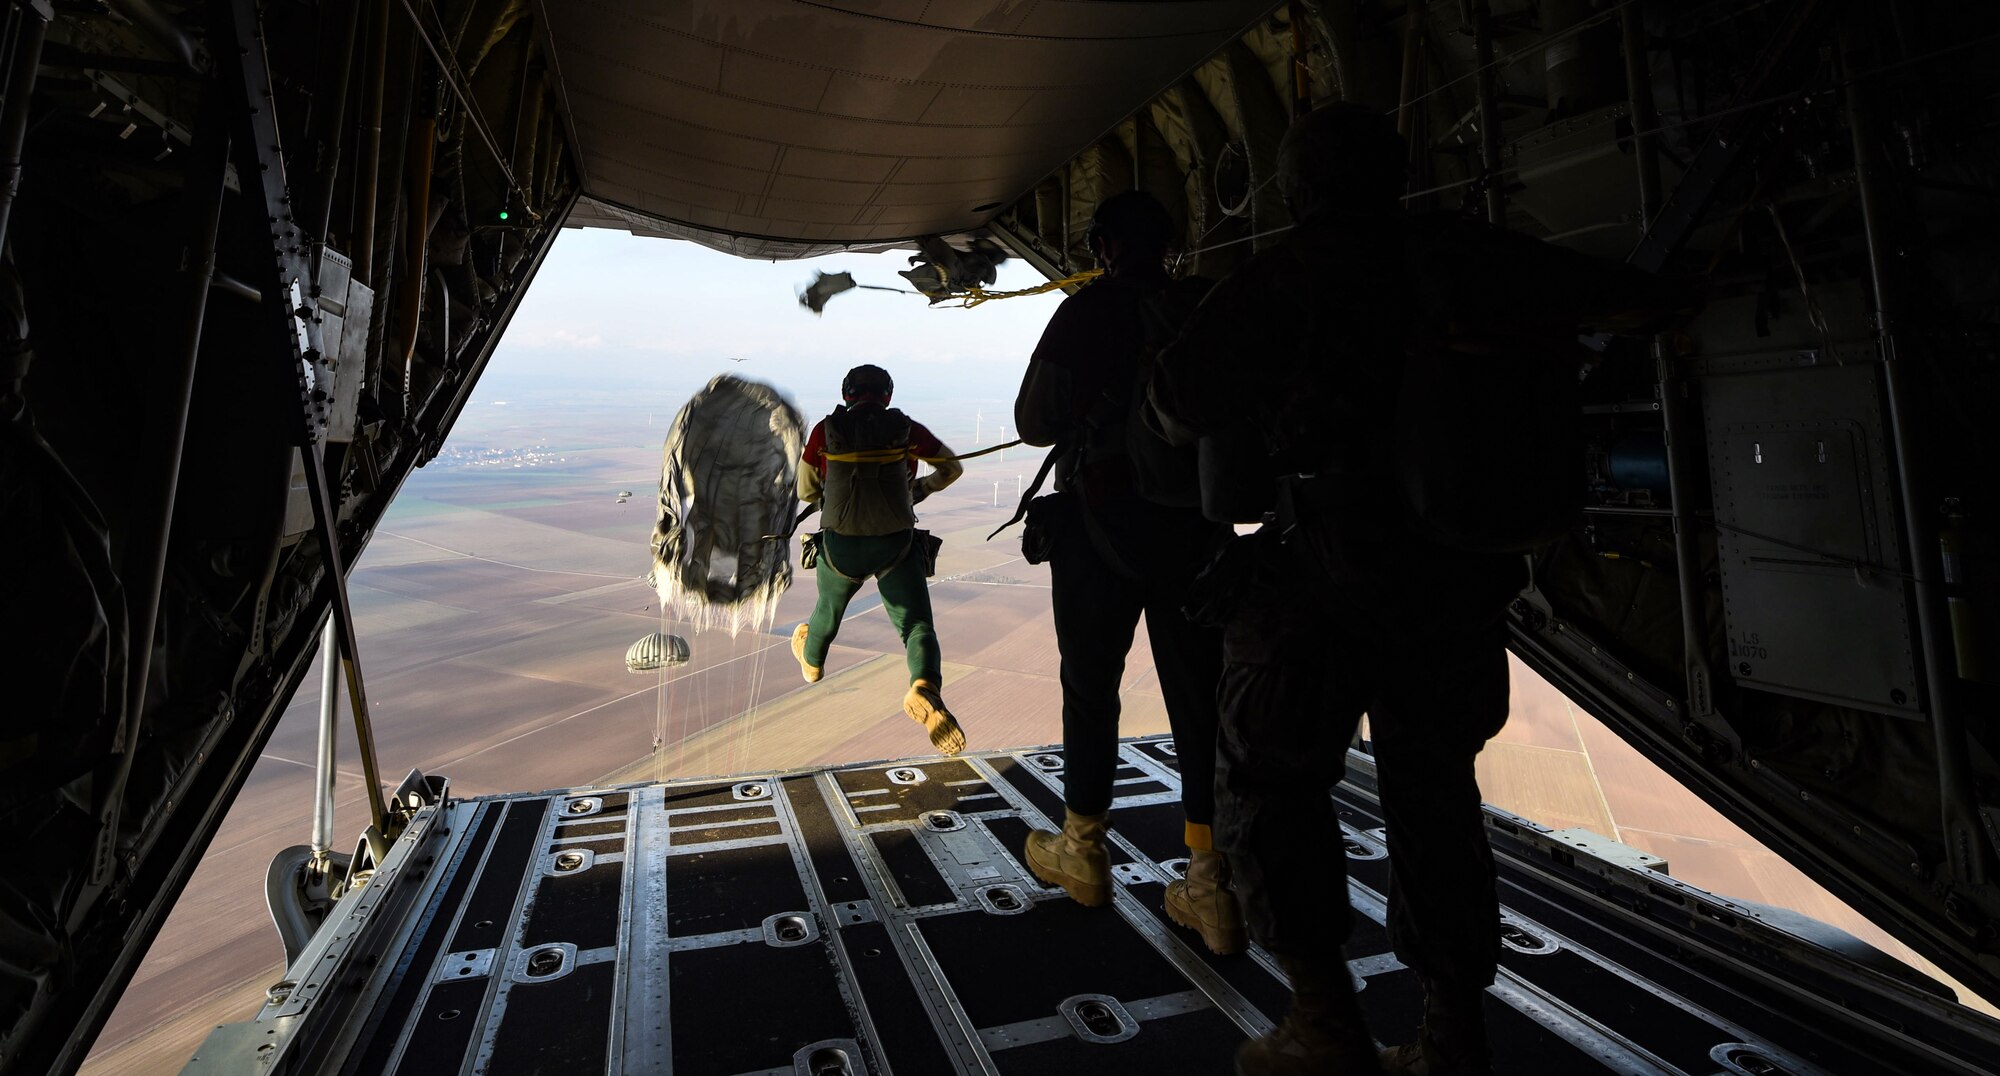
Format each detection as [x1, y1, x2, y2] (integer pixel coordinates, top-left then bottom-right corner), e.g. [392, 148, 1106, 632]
[1387, 0, 1641, 121]
[1139, 28, 1991, 278]
[1764, 202, 1842, 365]
[1181, 171, 1287, 269]
[1394, 29, 2000, 208]
[1181, 224, 1299, 260]
[955, 270, 1101, 307]
[397, 0, 536, 217]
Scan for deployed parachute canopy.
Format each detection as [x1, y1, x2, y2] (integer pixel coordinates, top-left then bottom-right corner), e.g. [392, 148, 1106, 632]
[625, 632, 691, 673]
[649, 375, 806, 634]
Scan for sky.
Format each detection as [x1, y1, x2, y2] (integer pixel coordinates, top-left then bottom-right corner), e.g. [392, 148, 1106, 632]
[474, 227, 1069, 445]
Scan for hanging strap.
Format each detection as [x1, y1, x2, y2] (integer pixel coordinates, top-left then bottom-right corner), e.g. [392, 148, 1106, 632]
[764, 503, 820, 541]
[987, 440, 1068, 540]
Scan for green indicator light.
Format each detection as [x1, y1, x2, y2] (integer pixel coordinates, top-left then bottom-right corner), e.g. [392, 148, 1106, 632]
[498, 209, 510, 220]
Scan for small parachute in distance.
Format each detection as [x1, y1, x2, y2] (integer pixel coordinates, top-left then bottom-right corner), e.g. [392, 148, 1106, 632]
[649, 375, 805, 634]
[626, 632, 691, 673]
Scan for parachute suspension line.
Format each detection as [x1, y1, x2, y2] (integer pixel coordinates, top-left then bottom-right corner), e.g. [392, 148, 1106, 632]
[728, 627, 746, 775]
[755, 598, 782, 764]
[654, 602, 670, 785]
[747, 627, 765, 775]
[697, 621, 717, 775]
[740, 612, 765, 775]
[753, 605, 777, 772]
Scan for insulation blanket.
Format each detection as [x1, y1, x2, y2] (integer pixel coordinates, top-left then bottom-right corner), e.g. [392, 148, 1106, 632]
[649, 375, 806, 634]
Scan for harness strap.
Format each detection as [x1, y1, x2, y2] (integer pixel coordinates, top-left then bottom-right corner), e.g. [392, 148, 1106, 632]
[988, 440, 1066, 540]
[822, 447, 911, 464]
[823, 437, 1025, 466]
[819, 530, 918, 582]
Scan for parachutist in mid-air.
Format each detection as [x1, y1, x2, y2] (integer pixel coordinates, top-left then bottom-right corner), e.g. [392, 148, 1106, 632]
[792, 364, 967, 755]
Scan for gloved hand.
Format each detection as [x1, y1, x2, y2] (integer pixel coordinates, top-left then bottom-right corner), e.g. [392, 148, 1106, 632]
[1183, 531, 1275, 627]
[909, 478, 931, 505]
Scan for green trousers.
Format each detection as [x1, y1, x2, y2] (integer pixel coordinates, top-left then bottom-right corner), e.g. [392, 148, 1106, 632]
[805, 529, 940, 685]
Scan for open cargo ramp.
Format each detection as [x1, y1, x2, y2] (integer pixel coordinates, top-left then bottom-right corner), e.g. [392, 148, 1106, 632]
[185, 736, 2000, 1074]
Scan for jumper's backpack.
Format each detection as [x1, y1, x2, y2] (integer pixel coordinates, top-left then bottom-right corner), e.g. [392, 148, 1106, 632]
[821, 402, 916, 537]
[1391, 334, 1583, 553]
[1123, 283, 1207, 507]
[1391, 216, 1588, 553]
[1079, 276, 1211, 508]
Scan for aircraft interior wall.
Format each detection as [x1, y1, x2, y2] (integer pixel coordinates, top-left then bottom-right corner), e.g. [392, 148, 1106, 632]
[1, 1, 575, 1069]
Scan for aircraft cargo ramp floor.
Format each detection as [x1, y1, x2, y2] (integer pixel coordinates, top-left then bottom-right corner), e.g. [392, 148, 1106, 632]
[186, 736, 2000, 1075]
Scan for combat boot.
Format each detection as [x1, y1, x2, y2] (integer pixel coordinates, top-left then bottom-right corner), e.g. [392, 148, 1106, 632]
[1164, 831, 1246, 954]
[902, 679, 965, 755]
[1024, 809, 1111, 906]
[791, 623, 822, 683]
[1378, 984, 1492, 1076]
[1236, 956, 1381, 1076]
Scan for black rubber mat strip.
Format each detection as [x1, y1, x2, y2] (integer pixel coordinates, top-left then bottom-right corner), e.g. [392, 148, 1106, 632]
[485, 961, 615, 1076]
[781, 775, 871, 906]
[838, 920, 956, 1075]
[665, 841, 807, 935]
[345, 802, 500, 1076]
[449, 799, 550, 953]
[869, 828, 954, 907]
[389, 977, 491, 1076]
[918, 900, 1184, 1029]
[523, 861, 623, 951]
[669, 942, 855, 1074]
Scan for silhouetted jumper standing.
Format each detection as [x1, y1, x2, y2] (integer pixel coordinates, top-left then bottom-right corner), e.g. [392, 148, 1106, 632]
[1012, 192, 1244, 954]
[1148, 104, 1674, 1076]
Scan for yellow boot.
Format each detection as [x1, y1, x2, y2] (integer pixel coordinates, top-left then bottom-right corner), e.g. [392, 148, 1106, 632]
[902, 679, 965, 755]
[1165, 825, 1246, 954]
[1024, 809, 1112, 907]
[791, 623, 822, 684]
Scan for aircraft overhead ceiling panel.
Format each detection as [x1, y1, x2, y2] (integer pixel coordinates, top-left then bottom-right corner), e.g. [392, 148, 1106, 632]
[542, 0, 1280, 258]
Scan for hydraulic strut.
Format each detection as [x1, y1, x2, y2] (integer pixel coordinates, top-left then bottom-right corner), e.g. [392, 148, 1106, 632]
[223, 0, 389, 835]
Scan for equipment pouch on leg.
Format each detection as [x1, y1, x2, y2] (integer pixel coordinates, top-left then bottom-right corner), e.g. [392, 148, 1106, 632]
[800, 531, 823, 570]
[916, 530, 943, 577]
[1020, 489, 1074, 565]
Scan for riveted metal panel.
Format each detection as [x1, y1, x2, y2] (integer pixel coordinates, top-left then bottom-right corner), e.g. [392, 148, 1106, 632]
[1702, 362, 1920, 714]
